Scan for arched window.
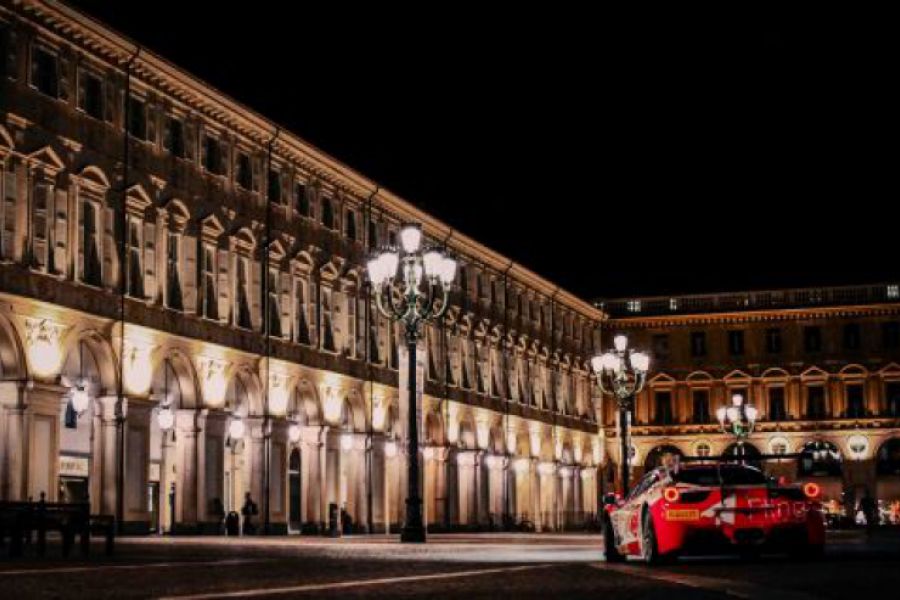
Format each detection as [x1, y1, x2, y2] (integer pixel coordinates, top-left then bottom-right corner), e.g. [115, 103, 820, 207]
[643, 444, 683, 470]
[798, 440, 842, 477]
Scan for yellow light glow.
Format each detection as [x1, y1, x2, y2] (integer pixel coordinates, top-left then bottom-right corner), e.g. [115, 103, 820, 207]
[27, 320, 63, 379]
[323, 387, 343, 424]
[124, 343, 153, 396]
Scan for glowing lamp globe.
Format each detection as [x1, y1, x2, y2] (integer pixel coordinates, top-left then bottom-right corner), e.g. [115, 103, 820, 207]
[157, 406, 175, 431]
[399, 224, 422, 253]
[745, 405, 758, 423]
[716, 406, 728, 424]
[423, 250, 443, 278]
[438, 255, 457, 285]
[229, 418, 245, 440]
[732, 393, 744, 406]
[613, 334, 628, 352]
[630, 351, 650, 373]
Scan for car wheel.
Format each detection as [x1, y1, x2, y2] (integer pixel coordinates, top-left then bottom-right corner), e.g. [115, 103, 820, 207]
[641, 510, 661, 565]
[603, 515, 625, 563]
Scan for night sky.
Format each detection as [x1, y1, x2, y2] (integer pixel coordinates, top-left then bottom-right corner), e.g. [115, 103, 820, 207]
[67, 2, 896, 300]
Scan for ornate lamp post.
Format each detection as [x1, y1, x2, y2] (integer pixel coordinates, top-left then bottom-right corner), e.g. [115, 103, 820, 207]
[716, 393, 757, 460]
[591, 334, 650, 495]
[367, 223, 456, 543]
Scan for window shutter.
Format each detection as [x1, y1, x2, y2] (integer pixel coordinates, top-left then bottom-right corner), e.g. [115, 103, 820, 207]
[183, 121, 196, 163]
[146, 102, 157, 147]
[279, 271, 291, 339]
[143, 221, 157, 301]
[3, 28, 17, 81]
[76, 66, 87, 112]
[249, 257, 262, 330]
[182, 234, 197, 313]
[216, 248, 231, 324]
[308, 280, 319, 348]
[251, 156, 261, 193]
[75, 197, 85, 280]
[101, 205, 116, 289]
[1, 161, 18, 260]
[52, 187, 68, 276]
[199, 129, 208, 170]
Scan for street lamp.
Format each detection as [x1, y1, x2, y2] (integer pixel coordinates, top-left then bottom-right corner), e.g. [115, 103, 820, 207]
[591, 334, 649, 495]
[716, 393, 757, 460]
[367, 223, 456, 543]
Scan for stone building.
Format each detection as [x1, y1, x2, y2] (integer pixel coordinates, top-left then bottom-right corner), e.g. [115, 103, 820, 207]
[0, 1, 604, 534]
[600, 284, 900, 522]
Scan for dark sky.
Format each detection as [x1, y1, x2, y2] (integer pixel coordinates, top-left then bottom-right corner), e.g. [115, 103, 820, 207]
[67, 2, 896, 300]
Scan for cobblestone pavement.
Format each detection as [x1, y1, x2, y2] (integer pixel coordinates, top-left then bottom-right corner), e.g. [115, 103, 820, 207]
[1, 531, 898, 599]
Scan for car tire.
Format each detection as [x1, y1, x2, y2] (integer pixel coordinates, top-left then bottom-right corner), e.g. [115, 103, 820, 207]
[641, 510, 662, 565]
[603, 515, 625, 563]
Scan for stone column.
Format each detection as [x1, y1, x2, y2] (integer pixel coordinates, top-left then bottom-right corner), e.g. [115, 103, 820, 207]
[95, 395, 122, 517]
[476, 450, 490, 527]
[444, 446, 459, 528]
[123, 400, 152, 533]
[267, 419, 289, 534]
[504, 455, 515, 522]
[246, 417, 268, 525]
[530, 459, 541, 532]
[200, 411, 226, 533]
[369, 434, 389, 533]
[173, 409, 200, 532]
[0, 380, 26, 501]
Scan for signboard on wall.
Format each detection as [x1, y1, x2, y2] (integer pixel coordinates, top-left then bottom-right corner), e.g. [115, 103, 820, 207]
[59, 455, 89, 478]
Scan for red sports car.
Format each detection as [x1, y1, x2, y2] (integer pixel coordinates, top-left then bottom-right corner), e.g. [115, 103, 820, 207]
[603, 461, 825, 563]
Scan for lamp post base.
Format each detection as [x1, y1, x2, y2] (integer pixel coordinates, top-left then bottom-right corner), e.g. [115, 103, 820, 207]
[400, 525, 427, 543]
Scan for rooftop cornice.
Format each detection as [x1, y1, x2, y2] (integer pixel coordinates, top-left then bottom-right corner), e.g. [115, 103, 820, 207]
[10, 0, 604, 323]
[606, 303, 900, 328]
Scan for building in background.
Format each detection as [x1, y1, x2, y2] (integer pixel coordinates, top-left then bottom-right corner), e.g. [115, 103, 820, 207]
[0, 1, 603, 534]
[600, 283, 900, 523]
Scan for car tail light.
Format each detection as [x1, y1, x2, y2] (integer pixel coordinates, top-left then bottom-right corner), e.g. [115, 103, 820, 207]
[803, 482, 821, 499]
[663, 486, 680, 503]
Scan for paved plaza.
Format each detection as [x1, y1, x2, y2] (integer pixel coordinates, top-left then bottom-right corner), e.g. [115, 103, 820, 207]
[2, 531, 899, 598]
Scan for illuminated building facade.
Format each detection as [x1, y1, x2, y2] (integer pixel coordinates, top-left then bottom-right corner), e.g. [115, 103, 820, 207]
[0, 1, 604, 534]
[600, 284, 900, 522]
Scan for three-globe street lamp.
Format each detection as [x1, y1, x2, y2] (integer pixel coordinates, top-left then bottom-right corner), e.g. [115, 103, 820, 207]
[716, 393, 758, 461]
[591, 334, 650, 495]
[367, 223, 456, 543]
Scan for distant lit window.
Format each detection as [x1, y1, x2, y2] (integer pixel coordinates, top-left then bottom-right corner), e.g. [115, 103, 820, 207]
[669, 298, 678, 311]
[321, 196, 334, 230]
[78, 69, 104, 119]
[31, 45, 59, 98]
[163, 117, 185, 158]
[765, 328, 782, 354]
[127, 96, 147, 140]
[843, 323, 861, 350]
[627, 299, 641, 313]
[888, 284, 899, 299]
[728, 330, 744, 355]
[804, 326, 822, 353]
[695, 442, 711, 457]
[267, 169, 282, 203]
[236, 152, 252, 190]
[690, 331, 706, 357]
[203, 135, 224, 175]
